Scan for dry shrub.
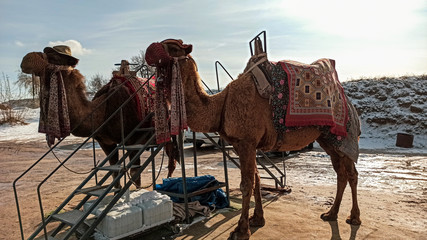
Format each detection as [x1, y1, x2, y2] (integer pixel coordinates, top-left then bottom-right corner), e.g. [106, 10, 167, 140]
[0, 108, 29, 125]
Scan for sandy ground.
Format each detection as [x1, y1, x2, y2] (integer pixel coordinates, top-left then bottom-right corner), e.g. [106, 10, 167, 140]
[1, 140, 426, 240]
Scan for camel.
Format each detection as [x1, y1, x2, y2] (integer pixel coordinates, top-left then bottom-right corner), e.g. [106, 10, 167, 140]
[20, 47, 179, 188]
[145, 39, 361, 240]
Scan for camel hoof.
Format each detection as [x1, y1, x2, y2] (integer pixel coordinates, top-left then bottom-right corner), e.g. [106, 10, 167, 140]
[346, 216, 361, 225]
[320, 212, 337, 221]
[228, 230, 250, 240]
[249, 216, 265, 227]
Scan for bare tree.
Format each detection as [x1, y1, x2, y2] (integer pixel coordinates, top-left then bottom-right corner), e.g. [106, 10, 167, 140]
[130, 50, 155, 78]
[88, 73, 108, 93]
[0, 72, 28, 125]
[16, 71, 39, 99]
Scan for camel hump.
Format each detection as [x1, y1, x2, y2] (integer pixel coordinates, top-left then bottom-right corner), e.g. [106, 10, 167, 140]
[244, 36, 273, 99]
[112, 60, 137, 77]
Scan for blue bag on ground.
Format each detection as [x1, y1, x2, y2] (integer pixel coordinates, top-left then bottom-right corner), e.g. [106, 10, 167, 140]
[156, 175, 228, 209]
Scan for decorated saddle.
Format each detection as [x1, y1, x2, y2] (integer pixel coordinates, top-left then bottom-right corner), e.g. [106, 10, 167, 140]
[245, 49, 360, 162]
[267, 58, 360, 162]
[271, 58, 348, 137]
[112, 75, 156, 121]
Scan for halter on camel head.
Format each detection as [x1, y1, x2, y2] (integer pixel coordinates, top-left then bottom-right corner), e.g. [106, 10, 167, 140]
[145, 39, 191, 144]
[146, 39, 192, 67]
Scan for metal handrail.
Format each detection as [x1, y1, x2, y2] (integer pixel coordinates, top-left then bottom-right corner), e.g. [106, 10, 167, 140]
[35, 75, 154, 239]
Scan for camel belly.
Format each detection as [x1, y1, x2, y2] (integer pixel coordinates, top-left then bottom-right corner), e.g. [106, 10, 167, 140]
[275, 127, 320, 152]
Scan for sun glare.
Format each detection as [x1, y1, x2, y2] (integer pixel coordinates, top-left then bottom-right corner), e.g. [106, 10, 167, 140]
[275, 0, 424, 39]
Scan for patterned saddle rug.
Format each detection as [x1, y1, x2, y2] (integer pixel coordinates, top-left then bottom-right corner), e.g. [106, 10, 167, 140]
[271, 58, 348, 137]
[111, 75, 156, 121]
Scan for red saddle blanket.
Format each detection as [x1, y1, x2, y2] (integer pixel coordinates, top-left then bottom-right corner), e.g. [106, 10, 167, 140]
[113, 75, 156, 121]
[279, 58, 348, 136]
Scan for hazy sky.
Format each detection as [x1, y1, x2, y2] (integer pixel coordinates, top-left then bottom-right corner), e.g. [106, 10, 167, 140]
[1, 0, 426, 89]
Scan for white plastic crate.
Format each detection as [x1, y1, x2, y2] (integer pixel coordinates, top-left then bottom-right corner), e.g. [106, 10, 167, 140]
[128, 190, 173, 226]
[83, 195, 125, 214]
[92, 189, 173, 240]
[139, 198, 173, 226]
[96, 203, 143, 238]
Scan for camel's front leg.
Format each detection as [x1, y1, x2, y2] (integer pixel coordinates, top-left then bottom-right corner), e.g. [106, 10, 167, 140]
[229, 144, 257, 240]
[98, 142, 122, 189]
[129, 151, 141, 188]
[164, 140, 179, 178]
[250, 169, 265, 227]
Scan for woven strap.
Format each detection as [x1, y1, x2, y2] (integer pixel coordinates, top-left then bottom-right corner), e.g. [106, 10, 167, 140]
[39, 64, 72, 147]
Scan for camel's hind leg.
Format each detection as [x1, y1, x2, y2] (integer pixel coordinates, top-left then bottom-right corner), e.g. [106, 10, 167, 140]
[342, 156, 361, 225]
[318, 140, 361, 225]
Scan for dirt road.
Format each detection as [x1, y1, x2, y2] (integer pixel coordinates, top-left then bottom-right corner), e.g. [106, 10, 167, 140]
[1, 140, 426, 239]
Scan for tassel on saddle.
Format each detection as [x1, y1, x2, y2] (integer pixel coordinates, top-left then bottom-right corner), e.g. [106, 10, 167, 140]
[244, 37, 273, 99]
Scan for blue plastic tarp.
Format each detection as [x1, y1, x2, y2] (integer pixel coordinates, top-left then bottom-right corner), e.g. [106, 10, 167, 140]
[156, 175, 228, 209]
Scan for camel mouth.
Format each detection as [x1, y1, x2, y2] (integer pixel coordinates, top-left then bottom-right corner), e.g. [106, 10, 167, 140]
[20, 52, 43, 75]
[145, 42, 172, 67]
[20, 66, 33, 75]
[145, 39, 193, 67]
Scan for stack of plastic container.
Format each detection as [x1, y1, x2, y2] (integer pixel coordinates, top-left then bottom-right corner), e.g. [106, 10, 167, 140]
[128, 190, 174, 227]
[87, 189, 173, 239]
[95, 203, 143, 238]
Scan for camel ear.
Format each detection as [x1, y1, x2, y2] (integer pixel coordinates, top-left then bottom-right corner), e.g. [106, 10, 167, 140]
[184, 44, 192, 54]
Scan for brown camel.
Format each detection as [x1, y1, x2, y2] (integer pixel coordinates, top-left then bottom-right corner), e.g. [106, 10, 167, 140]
[20, 48, 179, 188]
[145, 39, 361, 240]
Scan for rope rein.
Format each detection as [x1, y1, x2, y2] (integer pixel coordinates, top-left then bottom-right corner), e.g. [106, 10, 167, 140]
[51, 150, 96, 175]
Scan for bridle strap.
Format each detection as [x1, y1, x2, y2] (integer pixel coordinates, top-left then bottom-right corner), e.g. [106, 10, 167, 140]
[244, 56, 268, 74]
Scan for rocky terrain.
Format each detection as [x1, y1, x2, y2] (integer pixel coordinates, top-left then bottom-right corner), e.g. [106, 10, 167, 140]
[342, 75, 427, 148]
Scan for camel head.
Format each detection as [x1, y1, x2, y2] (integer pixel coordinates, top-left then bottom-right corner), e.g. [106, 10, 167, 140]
[145, 39, 193, 67]
[20, 52, 48, 76]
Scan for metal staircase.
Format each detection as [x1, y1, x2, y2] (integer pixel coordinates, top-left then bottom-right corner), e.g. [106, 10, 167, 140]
[13, 62, 165, 240]
[194, 132, 288, 189]
[204, 56, 289, 190]
[31, 115, 163, 240]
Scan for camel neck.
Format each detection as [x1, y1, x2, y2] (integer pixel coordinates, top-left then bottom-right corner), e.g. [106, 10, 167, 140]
[62, 70, 106, 137]
[179, 59, 227, 133]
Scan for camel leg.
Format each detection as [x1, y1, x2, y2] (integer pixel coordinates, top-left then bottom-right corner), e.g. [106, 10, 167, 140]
[165, 137, 179, 178]
[321, 153, 348, 221]
[229, 143, 257, 240]
[343, 158, 361, 225]
[249, 168, 265, 227]
[98, 142, 121, 188]
[129, 151, 141, 188]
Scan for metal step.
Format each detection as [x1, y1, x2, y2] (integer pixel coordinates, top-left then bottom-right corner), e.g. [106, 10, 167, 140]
[260, 175, 284, 180]
[83, 187, 121, 197]
[97, 164, 141, 172]
[51, 210, 85, 226]
[75, 185, 106, 195]
[257, 164, 282, 169]
[120, 144, 157, 150]
[135, 127, 155, 132]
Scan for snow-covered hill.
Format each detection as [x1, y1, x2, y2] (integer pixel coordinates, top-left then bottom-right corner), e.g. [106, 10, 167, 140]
[342, 76, 426, 151]
[0, 76, 426, 153]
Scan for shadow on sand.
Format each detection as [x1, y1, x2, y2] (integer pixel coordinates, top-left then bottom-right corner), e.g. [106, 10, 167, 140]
[328, 220, 360, 240]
